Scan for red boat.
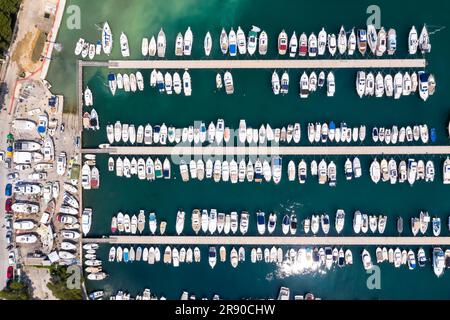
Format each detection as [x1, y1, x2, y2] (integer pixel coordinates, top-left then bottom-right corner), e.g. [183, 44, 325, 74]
[278, 30, 288, 55]
[299, 32, 308, 56]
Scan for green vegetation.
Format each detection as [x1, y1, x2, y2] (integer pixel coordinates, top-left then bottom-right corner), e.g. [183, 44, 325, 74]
[47, 265, 83, 300]
[0, 0, 21, 58]
[0, 281, 30, 300]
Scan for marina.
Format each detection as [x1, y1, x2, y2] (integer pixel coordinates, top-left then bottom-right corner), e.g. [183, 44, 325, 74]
[31, 0, 450, 301]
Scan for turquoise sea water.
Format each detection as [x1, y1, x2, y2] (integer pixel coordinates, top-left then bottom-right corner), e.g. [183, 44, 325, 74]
[47, 0, 450, 299]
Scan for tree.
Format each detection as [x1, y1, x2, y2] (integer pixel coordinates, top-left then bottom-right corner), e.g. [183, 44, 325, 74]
[0, 0, 20, 57]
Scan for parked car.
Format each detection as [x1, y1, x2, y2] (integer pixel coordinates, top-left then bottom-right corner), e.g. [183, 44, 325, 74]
[8, 252, 15, 265]
[4, 183, 12, 196]
[6, 266, 13, 279]
[60, 123, 65, 132]
[5, 218, 12, 229]
[6, 231, 12, 245]
[7, 172, 19, 180]
[5, 198, 12, 212]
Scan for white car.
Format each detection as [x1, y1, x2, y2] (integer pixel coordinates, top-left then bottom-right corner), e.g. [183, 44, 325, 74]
[8, 252, 15, 265]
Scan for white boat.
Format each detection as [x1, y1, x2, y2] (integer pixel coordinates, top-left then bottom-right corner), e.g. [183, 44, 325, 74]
[102, 22, 113, 55]
[289, 32, 297, 58]
[308, 32, 318, 57]
[327, 72, 335, 97]
[327, 33, 336, 56]
[348, 28, 356, 55]
[157, 28, 166, 58]
[419, 24, 431, 53]
[247, 26, 259, 55]
[362, 249, 373, 270]
[335, 209, 345, 234]
[82, 208, 92, 236]
[358, 29, 367, 55]
[278, 30, 288, 55]
[367, 24, 377, 54]
[175, 210, 185, 235]
[183, 71, 192, 96]
[141, 37, 149, 56]
[272, 71, 280, 95]
[148, 36, 156, 56]
[277, 71, 289, 95]
[256, 211, 266, 235]
[164, 72, 173, 94]
[230, 248, 238, 268]
[387, 28, 397, 55]
[394, 72, 403, 99]
[209, 209, 218, 234]
[318, 28, 327, 55]
[224, 71, 234, 95]
[228, 28, 237, 56]
[175, 32, 183, 56]
[408, 26, 418, 55]
[356, 71, 366, 98]
[267, 212, 277, 234]
[204, 31, 212, 56]
[208, 247, 217, 269]
[418, 71, 429, 102]
[236, 26, 246, 55]
[433, 247, 445, 277]
[376, 27, 386, 56]
[120, 32, 130, 57]
[337, 26, 347, 55]
[220, 28, 228, 55]
[299, 72, 309, 98]
[183, 27, 193, 56]
[259, 30, 268, 55]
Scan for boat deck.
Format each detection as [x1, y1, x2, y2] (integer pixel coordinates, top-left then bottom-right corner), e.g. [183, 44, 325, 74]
[82, 236, 450, 245]
[82, 145, 450, 156]
[108, 59, 426, 69]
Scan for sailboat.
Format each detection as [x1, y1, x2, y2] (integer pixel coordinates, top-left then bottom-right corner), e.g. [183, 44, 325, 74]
[102, 22, 113, 55]
[419, 24, 431, 54]
[120, 32, 130, 57]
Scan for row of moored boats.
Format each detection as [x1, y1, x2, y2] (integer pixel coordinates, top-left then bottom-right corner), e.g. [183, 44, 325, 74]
[356, 70, 435, 101]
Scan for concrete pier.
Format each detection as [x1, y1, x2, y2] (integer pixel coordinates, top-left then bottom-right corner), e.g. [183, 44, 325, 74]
[82, 145, 450, 156]
[108, 59, 426, 70]
[83, 236, 450, 246]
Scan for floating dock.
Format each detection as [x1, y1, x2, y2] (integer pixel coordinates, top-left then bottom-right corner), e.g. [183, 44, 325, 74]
[82, 145, 450, 156]
[108, 59, 427, 70]
[83, 236, 450, 246]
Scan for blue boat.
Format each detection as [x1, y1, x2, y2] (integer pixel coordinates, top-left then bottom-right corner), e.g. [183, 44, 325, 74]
[123, 248, 129, 263]
[430, 128, 437, 142]
[329, 121, 336, 130]
[4, 183, 12, 197]
[256, 211, 266, 235]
